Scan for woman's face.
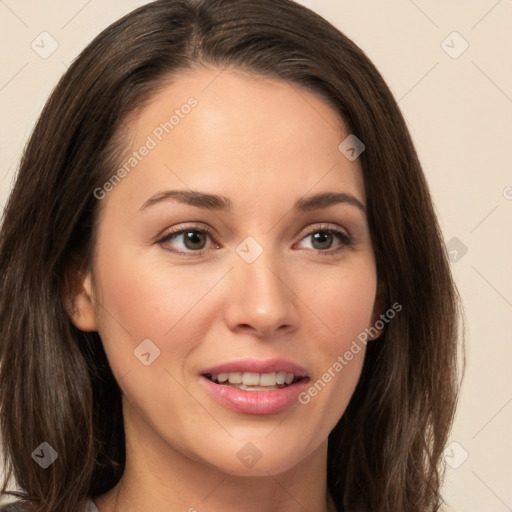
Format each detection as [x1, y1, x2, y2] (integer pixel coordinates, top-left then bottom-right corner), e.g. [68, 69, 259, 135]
[75, 67, 381, 476]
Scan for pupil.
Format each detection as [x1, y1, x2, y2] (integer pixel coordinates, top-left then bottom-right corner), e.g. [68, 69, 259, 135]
[312, 231, 332, 250]
[184, 231, 206, 250]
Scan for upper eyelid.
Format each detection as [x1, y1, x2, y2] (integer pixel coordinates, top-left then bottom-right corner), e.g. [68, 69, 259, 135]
[159, 222, 349, 238]
[157, 223, 351, 250]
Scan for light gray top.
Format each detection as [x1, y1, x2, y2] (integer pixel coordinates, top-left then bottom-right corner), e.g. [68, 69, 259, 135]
[85, 498, 99, 512]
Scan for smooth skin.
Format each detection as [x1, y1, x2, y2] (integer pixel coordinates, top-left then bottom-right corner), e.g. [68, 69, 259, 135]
[67, 66, 383, 512]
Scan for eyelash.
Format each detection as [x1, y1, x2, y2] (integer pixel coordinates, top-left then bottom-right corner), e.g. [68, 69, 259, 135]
[156, 222, 354, 257]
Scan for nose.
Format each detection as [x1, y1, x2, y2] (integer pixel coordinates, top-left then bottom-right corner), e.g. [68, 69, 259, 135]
[223, 248, 300, 338]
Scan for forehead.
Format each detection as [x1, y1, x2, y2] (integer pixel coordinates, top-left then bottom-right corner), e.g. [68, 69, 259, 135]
[101, 66, 366, 215]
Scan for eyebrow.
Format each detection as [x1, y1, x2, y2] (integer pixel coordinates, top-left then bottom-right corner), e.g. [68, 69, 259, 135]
[139, 189, 366, 214]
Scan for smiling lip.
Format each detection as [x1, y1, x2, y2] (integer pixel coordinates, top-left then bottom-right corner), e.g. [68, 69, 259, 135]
[201, 358, 309, 377]
[200, 358, 310, 415]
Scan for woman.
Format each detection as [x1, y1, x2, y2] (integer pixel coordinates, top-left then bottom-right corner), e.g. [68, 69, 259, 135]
[0, 0, 462, 511]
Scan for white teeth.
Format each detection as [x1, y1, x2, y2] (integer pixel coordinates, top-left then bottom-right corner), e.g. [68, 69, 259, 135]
[276, 371, 286, 385]
[210, 371, 299, 387]
[228, 372, 242, 384]
[259, 372, 276, 386]
[242, 372, 260, 385]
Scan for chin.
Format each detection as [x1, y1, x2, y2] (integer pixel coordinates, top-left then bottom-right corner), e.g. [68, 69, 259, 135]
[193, 437, 318, 477]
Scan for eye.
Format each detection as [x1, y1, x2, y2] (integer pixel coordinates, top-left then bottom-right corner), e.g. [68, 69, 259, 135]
[157, 224, 216, 255]
[296, 225, 354, 254]
[156, 223, 353, 256]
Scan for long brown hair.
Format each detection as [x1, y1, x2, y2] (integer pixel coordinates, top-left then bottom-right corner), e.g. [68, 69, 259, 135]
[0, 1, 463, 510]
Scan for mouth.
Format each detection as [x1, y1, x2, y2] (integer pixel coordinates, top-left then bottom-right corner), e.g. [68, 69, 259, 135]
[199, 358, 310, 413]
[202, 371, 307, 391]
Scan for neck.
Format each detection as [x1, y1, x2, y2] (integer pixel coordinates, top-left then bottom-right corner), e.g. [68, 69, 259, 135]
[95, 400, 337, 512]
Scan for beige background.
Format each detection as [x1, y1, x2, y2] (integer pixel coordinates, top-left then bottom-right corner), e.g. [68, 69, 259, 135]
[1, 1, 511, 510]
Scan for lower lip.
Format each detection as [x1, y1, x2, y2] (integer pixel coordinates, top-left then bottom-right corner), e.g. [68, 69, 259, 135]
[200, 376, 309, 415]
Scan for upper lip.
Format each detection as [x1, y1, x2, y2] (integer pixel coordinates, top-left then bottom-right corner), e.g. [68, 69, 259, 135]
[201, 358, 309, 378]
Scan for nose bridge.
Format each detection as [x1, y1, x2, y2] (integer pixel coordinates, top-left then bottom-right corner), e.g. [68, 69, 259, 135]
[224, 236, 298, 335]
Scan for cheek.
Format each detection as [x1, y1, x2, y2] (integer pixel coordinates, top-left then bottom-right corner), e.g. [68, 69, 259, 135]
[302, 261, 377, 350]
[91, 239, 225, 374]
[296, 261, 376, 407]
[262, 261, 377, 454]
